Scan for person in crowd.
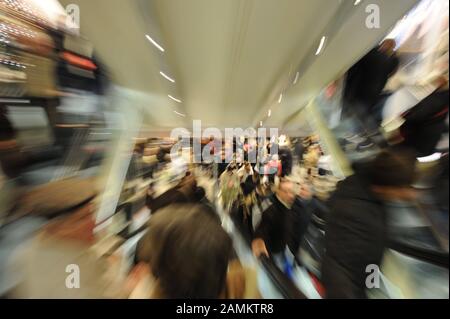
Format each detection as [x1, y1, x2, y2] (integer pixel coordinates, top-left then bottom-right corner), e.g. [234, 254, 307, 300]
[289, 182, 316, 256]
[265, 154, 281, 184]
[399, 76, 449, 157]
[293, 138, 307, 165]
[193, 186, 216, 212]
[303, 144, 321, 175]
[219, 163, 241, 210]
[322, 148, 417, 298]
[278, 146, 293, 177]
[146, 171, 199, 214]
[126, 143, 146, 181]
[343, 39, 400, 121]
[252, 179, 296, 261]
[238, 161, 256, 195]
[133, 204, 245, 299]
[0, 105, 29, 180]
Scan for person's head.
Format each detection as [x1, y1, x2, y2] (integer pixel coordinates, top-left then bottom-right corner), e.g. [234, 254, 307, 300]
[194, 186, 206, 202]
[134, 144, 145, 155]
[276, 179, 295, 207]
[379, 39, 396, 55]
[298, 182, 313, 201]
[144, 204, 232, 298]
[369, 148, 417, 201]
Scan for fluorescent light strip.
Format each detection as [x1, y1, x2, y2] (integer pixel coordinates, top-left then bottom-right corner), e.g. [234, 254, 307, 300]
[293, 71, 299, 84]
[260, 121, 263, 127]
[168, 95, 182, 103]
[145, 34, 165, 52]
[315, 36, 327, 56]
[174, 110, 186, 117]
[268, 109, 272, 117]
[278, 93, 283, 104]
[354, 0, 362, 5]
[159, 71, 175, 83]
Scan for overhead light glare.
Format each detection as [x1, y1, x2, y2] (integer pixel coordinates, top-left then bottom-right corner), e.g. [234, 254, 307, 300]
[354, 0, 362, 6]
[278, 94, 283, 104]
[168, 95, 182, 103]
[145, 34, 165, 52]
[315, 36, 327, 56]
[159, 71, 175, 83]
[174, 110, 186, 117]
[268, 109, 272, 117]
[293, 71, 300, 84]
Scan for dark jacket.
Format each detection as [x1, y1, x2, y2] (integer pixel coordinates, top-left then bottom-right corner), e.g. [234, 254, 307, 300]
[344, 47, 399, 110]
[289, 198, 315, 254]
[401, 89, 449, 157]
[254, 195, 294, 255]
[279, 147, 293, 177]
[322, 172, 387, 299]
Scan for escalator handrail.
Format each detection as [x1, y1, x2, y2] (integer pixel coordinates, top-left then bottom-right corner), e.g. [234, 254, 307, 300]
[387, 239, 449, 269]
[259, 255, 307, 299]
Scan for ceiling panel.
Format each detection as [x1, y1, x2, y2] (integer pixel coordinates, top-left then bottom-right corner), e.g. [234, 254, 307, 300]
[59, 0, 419, 132]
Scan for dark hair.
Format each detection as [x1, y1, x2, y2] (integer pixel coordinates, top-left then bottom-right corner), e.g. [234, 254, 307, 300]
[144, 204, 232, 298]
[194, 186, 206, 201]
[369, 148, 416, 187]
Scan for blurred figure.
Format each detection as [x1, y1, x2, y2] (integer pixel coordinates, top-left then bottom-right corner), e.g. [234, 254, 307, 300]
[146, 171, 198, 214]
[292, 138, 307, 165]
[0, 105, 28, 180]
[399, 76, 449, 157]
[290, 182, 315, 255]
[322, 148, 417, 299]
[343, 39, 400, 130]
[265, 154, 281, 184]
[433, 153, 449, 212]
[238, 161, 254, 184]
[303, 144, 321, 175]
[278, 146, 293, 177]
[219, 163, 241, 211]
[134, 204, 234, 298]
[252, 179, 296, 260]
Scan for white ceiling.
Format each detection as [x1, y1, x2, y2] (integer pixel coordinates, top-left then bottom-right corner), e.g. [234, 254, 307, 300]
[59, 0, 418, 132]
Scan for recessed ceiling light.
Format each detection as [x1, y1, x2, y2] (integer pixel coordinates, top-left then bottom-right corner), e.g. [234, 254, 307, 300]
[159, 71, 175, 83]
[315, 36, 327, 56]
[174, 110, 186, 117]
[145, 34, 165, 52]
[278, 93, 283, 104]
[268, 109, 272, 117]
[168, 95, 182, 103]
[293, 71, 299, 84]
